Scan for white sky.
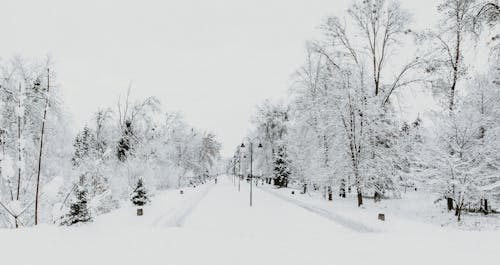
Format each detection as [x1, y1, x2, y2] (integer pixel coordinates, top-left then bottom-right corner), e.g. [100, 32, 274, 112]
[1, 0, 438, 156]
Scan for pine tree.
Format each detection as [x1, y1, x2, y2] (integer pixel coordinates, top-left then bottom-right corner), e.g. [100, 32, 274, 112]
[117, 120, 134, 162]
[273, 146, 290, 188]
[72, 126, 96, 167]
[62, 183, 92, 226]
[131, 178, 149, 206]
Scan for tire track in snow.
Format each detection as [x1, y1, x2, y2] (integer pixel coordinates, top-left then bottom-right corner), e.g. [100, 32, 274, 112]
[153, 184, 214, 227]
[258, 186, 376, 233]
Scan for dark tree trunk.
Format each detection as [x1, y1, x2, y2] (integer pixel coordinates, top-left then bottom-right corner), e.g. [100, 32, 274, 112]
[339, 179, 346, 198]
[456, 204, 462, 221]
[447, 197, 454, 211]
[357, 192, 363, 207]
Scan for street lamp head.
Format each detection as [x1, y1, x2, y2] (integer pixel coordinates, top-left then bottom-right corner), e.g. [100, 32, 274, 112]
[240, 143, 245, 148]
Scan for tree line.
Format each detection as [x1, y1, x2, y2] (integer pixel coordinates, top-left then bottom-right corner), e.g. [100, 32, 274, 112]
[0, 60, 222, 228]
[232, 0, 500, 221]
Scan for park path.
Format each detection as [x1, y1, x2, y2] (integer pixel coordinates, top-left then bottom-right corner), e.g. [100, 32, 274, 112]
[1, 176, 497, 265]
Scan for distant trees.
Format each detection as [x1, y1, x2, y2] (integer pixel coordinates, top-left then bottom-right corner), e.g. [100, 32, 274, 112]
[65, 92, 222, 220]
[72, 126, 97, 167]
[197, 133, 222, 176]
[250, 101, 288, 179]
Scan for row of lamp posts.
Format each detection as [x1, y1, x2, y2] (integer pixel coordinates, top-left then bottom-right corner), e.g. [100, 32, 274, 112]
[234, 137, 262, 207]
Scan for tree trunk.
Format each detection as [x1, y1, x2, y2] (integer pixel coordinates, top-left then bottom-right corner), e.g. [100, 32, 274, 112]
[34, 69, 50, 226]
[449, 9, 462, 111]
[456, 205, 462, 222]
[357, 191, 363, 207]
[447, 197, 454, 211]
[17, 83, 22, 202]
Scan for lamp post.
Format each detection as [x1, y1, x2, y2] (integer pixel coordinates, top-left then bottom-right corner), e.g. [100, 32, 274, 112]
[232, 155, 237, 186]
[233, 147, 242, 192]
[238, 149, 241, 192]
[240, 137, 263, 207]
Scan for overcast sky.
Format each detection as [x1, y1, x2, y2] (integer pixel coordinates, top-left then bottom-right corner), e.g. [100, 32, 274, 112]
[1, 0, 438, 156]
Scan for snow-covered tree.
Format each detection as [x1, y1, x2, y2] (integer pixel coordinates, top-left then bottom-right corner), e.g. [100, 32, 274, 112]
[72, 126, 97, 167]
[250, 101, 288, 182]
[273, 145, 290, 188]
[0, 57, 72, 227]
[61, 181, 92, 226]
[419, 0, 479, 111]
[423, 70, 500, 220]
[131, 178, 149, 207]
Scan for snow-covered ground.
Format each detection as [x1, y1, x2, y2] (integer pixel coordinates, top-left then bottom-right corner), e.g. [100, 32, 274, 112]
[1, 177, 499, 265]
[259, 184, 500, 232]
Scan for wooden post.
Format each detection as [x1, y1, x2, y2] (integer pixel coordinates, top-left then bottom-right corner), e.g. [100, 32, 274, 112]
[378, 213, 385, 221]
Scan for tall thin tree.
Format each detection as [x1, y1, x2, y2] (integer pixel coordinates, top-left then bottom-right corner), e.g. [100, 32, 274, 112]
[34, 68, 50, 225]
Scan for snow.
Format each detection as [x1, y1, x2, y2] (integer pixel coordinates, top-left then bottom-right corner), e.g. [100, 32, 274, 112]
[7, 200, 22, 216]
[93, 184, 213, 227]
[261, 184, 500, 231]
[0, 155, 15, 179]
[0, 177, 499, 265]
[15, 106, 25, 117]
[43, 176, 64, 199]
[480, 181, 500, 192]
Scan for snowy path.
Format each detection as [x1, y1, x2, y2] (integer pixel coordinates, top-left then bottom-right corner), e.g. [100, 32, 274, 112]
[0, 177, 499, 265]
[92, 183, 214, 228]
[153, 183, 213, 227]
[258, 185, 376, 232]
[182, 176, 349, 235]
